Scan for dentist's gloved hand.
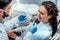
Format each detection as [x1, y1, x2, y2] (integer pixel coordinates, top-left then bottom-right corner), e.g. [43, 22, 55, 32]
[28, 22, 37, 34]
[18, 12, 27, 21]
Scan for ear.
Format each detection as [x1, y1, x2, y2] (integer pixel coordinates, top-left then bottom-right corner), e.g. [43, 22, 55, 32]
[48, 15, 52, 19]
[0, 9, 3, 15]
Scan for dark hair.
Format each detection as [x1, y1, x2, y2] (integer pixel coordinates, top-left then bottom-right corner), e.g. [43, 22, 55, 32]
[41, 1, 58, 37]
[0, 0, 12, 9]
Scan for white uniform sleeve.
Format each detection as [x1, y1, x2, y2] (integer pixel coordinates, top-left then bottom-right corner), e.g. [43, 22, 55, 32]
[15, 36, 23, 40]
[15, 26, 28, 32]
[3, 17, 20, 32]
[23, 32, 32, 40]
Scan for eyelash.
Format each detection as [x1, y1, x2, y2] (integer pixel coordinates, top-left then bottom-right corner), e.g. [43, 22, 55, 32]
[38, 10, 44, 15]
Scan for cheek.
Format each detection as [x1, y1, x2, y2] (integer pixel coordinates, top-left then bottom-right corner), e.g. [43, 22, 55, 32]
[40, 15, 45, 20]
[5, 5, 11, 13]
[7, 7, 11, 12]
[42, 16, 48, 20]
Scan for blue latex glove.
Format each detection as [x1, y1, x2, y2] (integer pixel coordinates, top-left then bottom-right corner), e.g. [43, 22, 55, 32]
[18, 12, 27, 21]
[28, 22, 37, 34]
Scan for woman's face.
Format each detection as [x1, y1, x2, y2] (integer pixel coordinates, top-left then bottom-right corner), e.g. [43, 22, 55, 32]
[38, 5, 52, 23]
[4, 3, 11, 15]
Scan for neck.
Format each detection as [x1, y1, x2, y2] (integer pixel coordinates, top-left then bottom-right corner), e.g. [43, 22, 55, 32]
[43, 21, 49, 24]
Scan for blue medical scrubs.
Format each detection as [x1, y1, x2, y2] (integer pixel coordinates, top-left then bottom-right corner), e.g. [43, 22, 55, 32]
[24, 21, 52, 40]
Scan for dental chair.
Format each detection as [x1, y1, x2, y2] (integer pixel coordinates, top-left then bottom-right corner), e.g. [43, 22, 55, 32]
[51, 20, 60, 40]
[43, 20, 60, 40]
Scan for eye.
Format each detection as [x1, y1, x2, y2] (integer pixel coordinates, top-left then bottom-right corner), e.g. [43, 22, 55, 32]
[38, 10, 45, 15]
